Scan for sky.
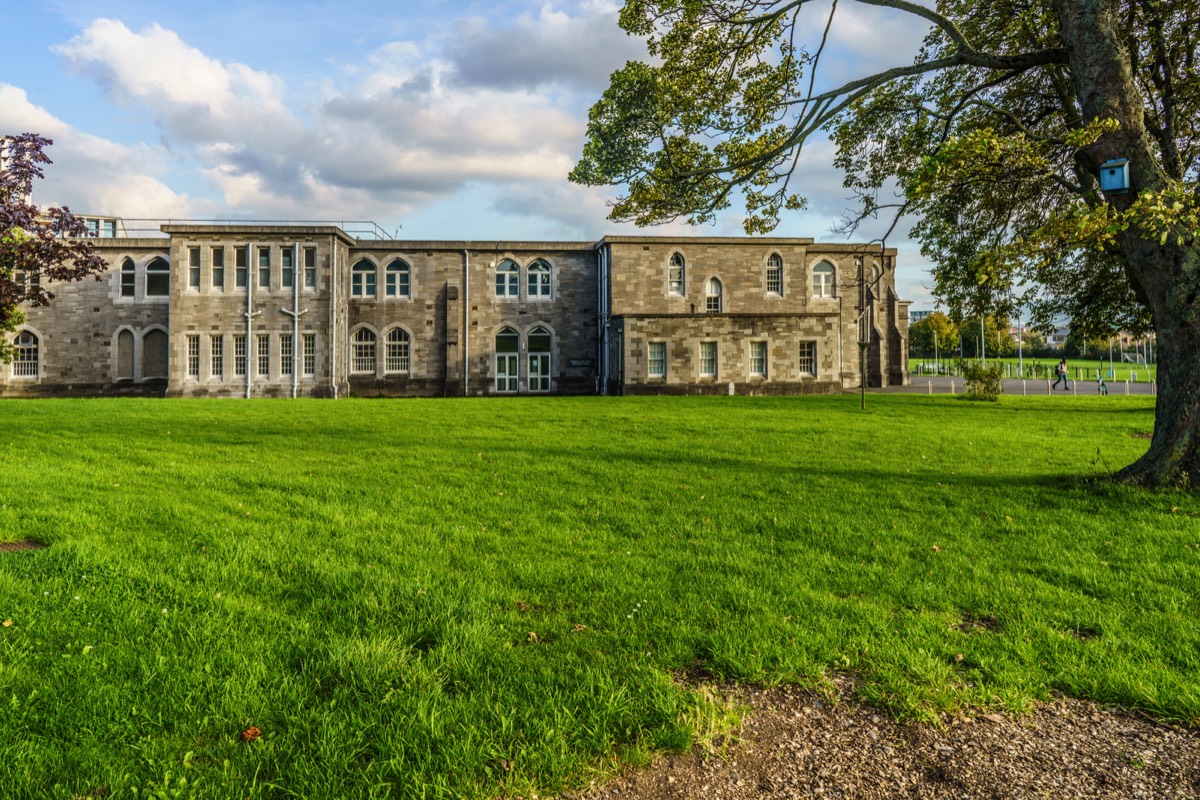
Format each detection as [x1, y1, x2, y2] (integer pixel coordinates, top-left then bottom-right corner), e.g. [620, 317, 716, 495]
[2, 0, 938, 305]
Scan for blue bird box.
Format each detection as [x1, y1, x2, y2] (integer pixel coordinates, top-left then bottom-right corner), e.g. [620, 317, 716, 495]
[1100, 159, 1130, 193]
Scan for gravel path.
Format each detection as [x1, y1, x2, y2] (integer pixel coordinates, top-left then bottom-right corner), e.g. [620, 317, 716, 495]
[561, 679, 1200, 800]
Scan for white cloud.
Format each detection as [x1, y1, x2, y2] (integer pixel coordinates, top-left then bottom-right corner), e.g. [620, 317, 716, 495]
[0, 83, 192, 218]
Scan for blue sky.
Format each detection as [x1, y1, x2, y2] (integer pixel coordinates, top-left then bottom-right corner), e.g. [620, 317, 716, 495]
[3, 1, 937, 304]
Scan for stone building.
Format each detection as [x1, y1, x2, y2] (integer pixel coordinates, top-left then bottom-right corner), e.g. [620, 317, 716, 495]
[0, 220, 909, 398]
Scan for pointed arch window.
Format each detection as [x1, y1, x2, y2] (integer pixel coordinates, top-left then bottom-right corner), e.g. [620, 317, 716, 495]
[495, 327, 519, 392]
[351, 328, 377, 373]
[12, 331, 38, 377]
[385, 328, 411, 373]
[142, 329, 168, 378]
[120, 258, 136, 298]
[705, 277, 723, 313]
[527, 325, 552, 392]
[145, 257, 170, 297]
[812, 262, 835, 298]
[116, 330, 135, 380]
[386, 260, 411, 298]
[527, 260, 551, 298]
[352, 260, 376, 298]
[766, 253, 783, 295]
[496, 259, 519, 298]
[668, 253, 685, 295]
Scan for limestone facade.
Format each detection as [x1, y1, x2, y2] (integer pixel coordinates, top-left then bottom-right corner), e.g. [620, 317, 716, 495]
[1, 223, 908, 398]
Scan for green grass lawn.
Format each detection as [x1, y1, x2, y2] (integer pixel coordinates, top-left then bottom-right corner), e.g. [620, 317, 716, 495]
[1, 395, 1197, 798]
[912, 356, 1157, 383]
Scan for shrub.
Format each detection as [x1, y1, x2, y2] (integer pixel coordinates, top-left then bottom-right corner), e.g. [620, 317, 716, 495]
[959, 360, 1004, 401]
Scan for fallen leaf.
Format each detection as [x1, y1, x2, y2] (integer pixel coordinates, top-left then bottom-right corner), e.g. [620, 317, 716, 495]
[572, 623, 588, 633]
[516, 600, 530, 612]
[241, 726, 262, 743]
[1, 619, 11, 628]
[931, 545, 942, 552]
[527, 631, 539, 643]
[955, 653, 965, 663]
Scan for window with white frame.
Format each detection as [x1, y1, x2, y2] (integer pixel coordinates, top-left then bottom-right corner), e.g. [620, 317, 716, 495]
[257, 334, 270, 377]
[120, 258, 136, 298]
[528, 325, 552, 392]
[385, 328, 411, 373]
[281, 248, 294, 289]
[303, 247, 317, 289]
[302, 334, 316, 376]
[668, 252, 685, 295]
[12, 331, 38, 377]
[258, 247, 271, 289]
[495, 259, 519, 298]
[386, 260, 411, 298]
[705, 277, 722, 313]
[352, 328, 376, 374]
[750, 341, 767, 377]
[235, 247, 248, 288]
[527, 260, 551, 299]
[145, 257, 170, 297]
[699, 341, 717, 378]
[766, 253, 783, 295]
[648, 341, 666, 379]
[280, 333, 293, 376]
[798, 341, 817, 376]
[352, 260, 376, 298]
[812, 262, 835, 298]
[234, 335, 247, 376]
[212, 247, 225, 289]
[495, 327, 519, 392]
[188, 247, 201, 289]
[186, 335, 200, 377]
[211, 335, 224, 378]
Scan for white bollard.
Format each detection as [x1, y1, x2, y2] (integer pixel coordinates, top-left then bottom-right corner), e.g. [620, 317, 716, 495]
[928, 381, 933, 395]
[1047, 380, 1052, 395]
[1022, 380, 1027, 396]
[1151, 380, 1157, 396]
[1072, 381, 1077, 396]
[728, 381, 735, 396]
[950, 380, 956, 394]
[1124, 381, 1129, 396]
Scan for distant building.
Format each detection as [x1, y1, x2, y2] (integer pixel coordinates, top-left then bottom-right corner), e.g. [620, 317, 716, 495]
[908, 309, 933, 324]
[2, 218, 911, 397]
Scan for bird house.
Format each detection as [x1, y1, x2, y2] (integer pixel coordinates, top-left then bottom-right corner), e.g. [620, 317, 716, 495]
[1099, 159, 1130, 193]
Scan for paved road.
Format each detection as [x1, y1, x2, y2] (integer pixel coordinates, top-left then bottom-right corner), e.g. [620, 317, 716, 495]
[885, 375, 1157, 396]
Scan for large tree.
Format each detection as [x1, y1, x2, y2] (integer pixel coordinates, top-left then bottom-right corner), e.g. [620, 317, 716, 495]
[571, 0, 1200, 488]
[1, 133, 105, 362]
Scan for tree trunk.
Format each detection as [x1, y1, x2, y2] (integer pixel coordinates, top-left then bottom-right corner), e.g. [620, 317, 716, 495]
[1055, 0, 1200, 487]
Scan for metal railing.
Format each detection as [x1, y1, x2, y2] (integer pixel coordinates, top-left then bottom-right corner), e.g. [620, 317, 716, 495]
[74, 218, 400, 240]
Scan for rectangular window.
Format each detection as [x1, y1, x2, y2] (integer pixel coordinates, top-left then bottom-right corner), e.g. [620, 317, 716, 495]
[750, 341, 767, 377]
[648, 341, 666, 379]
[234, 335, 247, 376]
[235, 247, 248, 288]
[798, 341, 817, 377]
[258, 248, 271, 289]
[101, 219, 117, 237]
[257, 334, 270, 377]
[303, 247, 317, 288]
[186, 335, 200, 377]
[211, 335, 224, 378]
[211, 247, 225, 289]
[188, 247, 201, 289]
[700, 341, 717, 378]
[302, 333, 316, 376]
[281, 248, 294, 288]
[766, 265, 782, 294]
[280, 333, 293, 376]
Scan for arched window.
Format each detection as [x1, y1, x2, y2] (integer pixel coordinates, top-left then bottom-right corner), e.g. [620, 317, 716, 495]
[116, 330, 135, 380]
[352, 260, 376, 298]
[386, 260, 410, 298]
[120, 258, 136, 298]
[351, 328, 376, 373]
[495, 327, 519, 392]
[705, 277, 722, 313]
[145, 257, 169, 297]
[12, 331, 38, 377]
[142, 329, 168, 378]
[527, 325, 552, 392]
[812, 262, 835, 298]
[766, 253, 783, 295]
[668, 253, 685, 295]
[496, 259, 519, 298]
[385, 328, 410, 373]
[527, 260, 551, 298]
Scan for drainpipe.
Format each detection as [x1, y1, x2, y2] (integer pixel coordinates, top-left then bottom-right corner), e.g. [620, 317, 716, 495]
[331, 242, 339, 399]
[598, 244, 608, 396]
[280, 242, 306, 399]
[463, 249, 470, 396]
[245, 243, 255, 400]
[837, 291, 844, 389]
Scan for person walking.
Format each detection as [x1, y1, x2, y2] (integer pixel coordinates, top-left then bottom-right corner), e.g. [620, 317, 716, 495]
[1052, 358, 1069, 390]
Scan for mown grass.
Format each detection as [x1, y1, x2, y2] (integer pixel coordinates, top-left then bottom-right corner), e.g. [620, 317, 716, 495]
[0, 395, 1196, 799]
